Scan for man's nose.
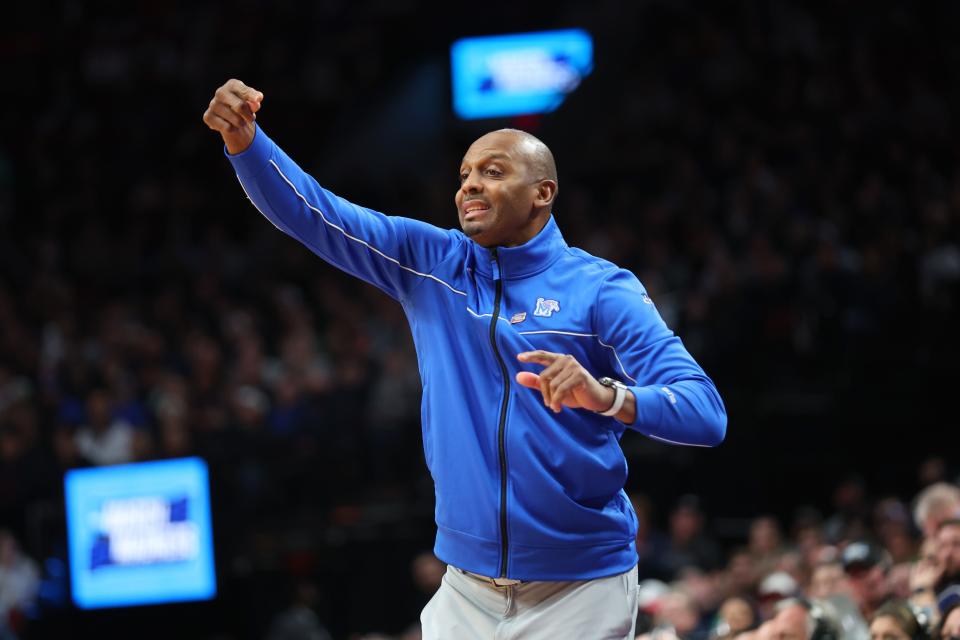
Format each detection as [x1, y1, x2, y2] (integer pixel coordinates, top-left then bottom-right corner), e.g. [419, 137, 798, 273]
[460, 173, 482, 194]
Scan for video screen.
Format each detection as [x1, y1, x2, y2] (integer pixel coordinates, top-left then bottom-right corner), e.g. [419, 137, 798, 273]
[450, 29, 593, 120]
[64, 457, 217, 609]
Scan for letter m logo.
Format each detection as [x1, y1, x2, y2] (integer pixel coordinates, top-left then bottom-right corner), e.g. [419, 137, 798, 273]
[533, 298, 560, 317]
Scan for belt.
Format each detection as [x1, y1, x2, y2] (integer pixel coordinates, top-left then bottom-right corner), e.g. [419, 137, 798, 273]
[457, 568, 524, 587]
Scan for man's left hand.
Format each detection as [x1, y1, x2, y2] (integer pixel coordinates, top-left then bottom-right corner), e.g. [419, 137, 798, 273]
[516, 350, 615, 414]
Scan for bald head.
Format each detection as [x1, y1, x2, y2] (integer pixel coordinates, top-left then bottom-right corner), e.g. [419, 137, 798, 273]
[473, 128, 558, 185]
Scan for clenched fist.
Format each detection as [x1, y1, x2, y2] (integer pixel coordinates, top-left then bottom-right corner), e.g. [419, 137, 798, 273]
[202, 79, 264, 155]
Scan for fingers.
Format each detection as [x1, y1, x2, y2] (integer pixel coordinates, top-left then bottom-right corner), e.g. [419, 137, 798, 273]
[528, 353, 574, 410]
[206, 80, 263, 131]
[204, 111, 239, 134]
[515, 371, 541, 390]
[227, 78, 264, 104]
[205, 99, 246, 130]
[219, 90, 256, 125]
[517, 350, 560, 366]
[547, 368, 582, 412]
[517, 351, 591, 412]
[537, 356, 569, 409]
[226, 79, 263, 120]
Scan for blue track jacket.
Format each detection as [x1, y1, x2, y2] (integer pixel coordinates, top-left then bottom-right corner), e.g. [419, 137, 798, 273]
[227, 126, 727, 581]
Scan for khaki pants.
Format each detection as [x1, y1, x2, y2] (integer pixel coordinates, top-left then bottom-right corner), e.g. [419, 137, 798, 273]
[421, 564, 639, 640]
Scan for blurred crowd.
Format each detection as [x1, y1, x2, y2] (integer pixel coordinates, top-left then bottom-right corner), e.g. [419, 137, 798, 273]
[2, 0, 960, 638]
[624, 481, 960, 640]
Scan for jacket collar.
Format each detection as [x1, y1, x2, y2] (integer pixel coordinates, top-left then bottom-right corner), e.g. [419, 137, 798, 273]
[469, 215, 568, 280]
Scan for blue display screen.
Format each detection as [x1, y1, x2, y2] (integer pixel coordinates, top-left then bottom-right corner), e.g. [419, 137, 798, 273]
[64, 457, 216, 609]
[451, 29, 593, 120]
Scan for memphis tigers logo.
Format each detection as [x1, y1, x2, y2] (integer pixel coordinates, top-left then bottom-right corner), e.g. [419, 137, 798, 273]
[533, 298, 560, 317]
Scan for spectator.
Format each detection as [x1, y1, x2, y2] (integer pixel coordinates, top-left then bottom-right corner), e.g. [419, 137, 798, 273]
[768, 598, 841, 640]
[936, 521, 960, 595]
[914, 485, 960, 540]
[911, 536, 944, 614]
[874, 498, 917, 564]
[766, 600, 811, 640]
[654, 590, 702, 640]
[809, 560, 846, 600]
[749, 516, 785, 578]
[73, 388, 136, 466]
[842, 541, 893, 620]
[633, 493, 673, 581]
[757, 572, 799, 622]
[664, 496, 723, 577]
[869, 600, 932, 640]
[0, 530, 39, 634]
[712, 596, 757, 639]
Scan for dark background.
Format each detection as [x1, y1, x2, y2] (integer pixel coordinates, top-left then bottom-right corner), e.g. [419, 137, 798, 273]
[1, 1, 958, 638]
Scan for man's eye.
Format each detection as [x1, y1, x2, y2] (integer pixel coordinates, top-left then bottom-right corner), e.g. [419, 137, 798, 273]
[485, 168, 502, 176]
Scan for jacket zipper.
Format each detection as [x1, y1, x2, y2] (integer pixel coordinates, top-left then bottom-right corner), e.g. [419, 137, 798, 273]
[489, 249, 511, 578]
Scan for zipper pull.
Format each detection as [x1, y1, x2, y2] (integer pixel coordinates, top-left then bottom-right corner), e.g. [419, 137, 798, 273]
[491, 248, 502, 282]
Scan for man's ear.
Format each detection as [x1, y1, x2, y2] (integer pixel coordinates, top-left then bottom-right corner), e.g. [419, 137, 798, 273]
[534, 179, 558, 209]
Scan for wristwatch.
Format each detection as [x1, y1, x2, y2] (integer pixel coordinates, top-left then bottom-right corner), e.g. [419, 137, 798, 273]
[596, 377, 628, 417]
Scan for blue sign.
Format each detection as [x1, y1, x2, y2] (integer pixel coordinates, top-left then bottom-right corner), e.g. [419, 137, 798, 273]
[65, 457, 216, 609]
[451, 29, 593, 120]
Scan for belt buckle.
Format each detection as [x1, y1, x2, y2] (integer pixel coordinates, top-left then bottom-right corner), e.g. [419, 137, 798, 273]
[462, 569, 522, 587]
[491, 577, 522, 587]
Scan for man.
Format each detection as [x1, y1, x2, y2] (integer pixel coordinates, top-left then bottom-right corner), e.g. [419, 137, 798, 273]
[935, 520, 960, 594]
[768, 601, 810, 640]
[203, 79, 727, 639]
[912, 483, 960, 540]
[765, 599, 842, 640]
[841, 540, 892, 621]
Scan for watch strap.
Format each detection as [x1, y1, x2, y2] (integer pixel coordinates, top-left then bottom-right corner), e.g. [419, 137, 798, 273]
[598, 380, 627, 417]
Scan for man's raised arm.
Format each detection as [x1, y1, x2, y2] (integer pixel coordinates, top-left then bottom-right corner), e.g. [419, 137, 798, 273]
[203, 79, 462, 302]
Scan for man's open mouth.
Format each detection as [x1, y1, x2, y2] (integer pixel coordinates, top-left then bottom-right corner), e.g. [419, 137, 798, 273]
[463, 201, 490, 220]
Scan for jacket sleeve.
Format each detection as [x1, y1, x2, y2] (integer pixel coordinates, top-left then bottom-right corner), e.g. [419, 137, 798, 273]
[594, 268, 727, 446]
[226, 125, 463, 302]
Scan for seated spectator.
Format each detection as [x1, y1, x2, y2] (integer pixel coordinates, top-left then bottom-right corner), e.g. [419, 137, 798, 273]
[73, 387, 136, 466]
[654, 590, 702, 640]
[767, 598, 841, 640]
[757, 571, 799, 622]
[663, 495, 723, 578]
[843, 540, 893, 620]
[0, 530, 39, 635]
[869, 600, 932, 640]
[749, 516, 785, 579]
[633, 493, 673, 581]
[711, 596, 757, 639]
[808, 560, 847, 600]
[914, 485, 960, 540]
[936, 520, 960, 595]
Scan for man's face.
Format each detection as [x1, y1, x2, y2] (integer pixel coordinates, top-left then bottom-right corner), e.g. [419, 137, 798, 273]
[809, 562, 845, 599]
[938, 523, 960, 575]
[455, 131, 546, 248]
[846, 564, 890, 608]
[769, 604, 809, 640]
